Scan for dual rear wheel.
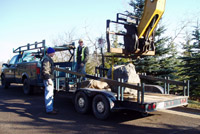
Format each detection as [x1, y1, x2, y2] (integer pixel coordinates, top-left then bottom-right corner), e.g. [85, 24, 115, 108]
[74, 91, 110, 120]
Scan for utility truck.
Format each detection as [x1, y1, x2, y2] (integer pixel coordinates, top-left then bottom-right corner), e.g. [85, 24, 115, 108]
[1, 40, 76, 95]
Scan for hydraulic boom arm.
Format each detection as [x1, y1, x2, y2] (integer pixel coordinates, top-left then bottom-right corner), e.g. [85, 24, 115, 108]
[106, 0, 166, 56]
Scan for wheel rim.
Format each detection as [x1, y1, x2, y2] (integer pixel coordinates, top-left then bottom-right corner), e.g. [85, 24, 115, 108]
[78, 97, 85, 108]
[97, 101, 104, 113]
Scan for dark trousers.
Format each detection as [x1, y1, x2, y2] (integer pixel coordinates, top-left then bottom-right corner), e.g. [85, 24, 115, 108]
[76, 63, 86, 80]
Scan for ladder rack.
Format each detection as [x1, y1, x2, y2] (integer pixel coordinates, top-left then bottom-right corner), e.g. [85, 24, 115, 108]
[13, 40, 46, 53]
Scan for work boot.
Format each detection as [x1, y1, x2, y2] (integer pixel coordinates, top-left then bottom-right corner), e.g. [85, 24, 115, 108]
[46, 109, 58, 115]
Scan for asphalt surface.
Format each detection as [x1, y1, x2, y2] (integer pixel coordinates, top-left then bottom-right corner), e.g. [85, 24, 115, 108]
[0, 84, 200, 134]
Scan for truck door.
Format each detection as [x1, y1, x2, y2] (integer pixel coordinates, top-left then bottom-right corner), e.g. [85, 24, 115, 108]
[6, 55, 20, 83]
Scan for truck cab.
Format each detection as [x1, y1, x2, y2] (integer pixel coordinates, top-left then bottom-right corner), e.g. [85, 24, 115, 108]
[1, 54, 22, 88]
[1, 40, 46, 94]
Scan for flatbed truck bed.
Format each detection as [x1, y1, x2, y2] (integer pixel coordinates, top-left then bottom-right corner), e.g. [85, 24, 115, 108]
[54, 67, 189, 120]
[123, 93, 188, 104]
[122, 93, 188, 111]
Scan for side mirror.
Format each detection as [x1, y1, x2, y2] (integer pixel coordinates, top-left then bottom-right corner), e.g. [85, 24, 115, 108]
[2, 63, 8, 67]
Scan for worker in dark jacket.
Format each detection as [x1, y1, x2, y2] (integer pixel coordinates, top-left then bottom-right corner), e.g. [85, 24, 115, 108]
[41, 47, 57, 114]
[76, 39, 89, 80]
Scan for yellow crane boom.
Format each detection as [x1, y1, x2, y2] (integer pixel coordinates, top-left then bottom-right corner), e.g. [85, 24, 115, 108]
[106, 0, 166, 56]
[138, 0, 166, 39]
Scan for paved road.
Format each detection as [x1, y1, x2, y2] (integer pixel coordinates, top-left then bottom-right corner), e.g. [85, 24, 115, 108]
[0, 85, 200, 134]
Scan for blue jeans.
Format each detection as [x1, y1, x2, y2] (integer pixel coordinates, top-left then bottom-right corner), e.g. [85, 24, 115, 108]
[76, 63, 86, 80]
[43, 79, 54, 112]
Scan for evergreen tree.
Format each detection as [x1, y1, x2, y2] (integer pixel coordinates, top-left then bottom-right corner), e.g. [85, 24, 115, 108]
[178, 32, 193, 80]
[192, 21, 200, 49]
[179, 21, 200, 97]
[127, 0, 145, 18]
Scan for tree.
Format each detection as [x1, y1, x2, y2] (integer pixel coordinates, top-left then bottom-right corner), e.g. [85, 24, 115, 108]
[127, 0, 145, 18]
[51, 30, 77, 62]
[179, 21, 200, 97]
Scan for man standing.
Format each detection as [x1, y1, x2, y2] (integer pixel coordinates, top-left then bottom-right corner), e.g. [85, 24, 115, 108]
[41, 47, 58, 114]
[76, 39, 89, 79]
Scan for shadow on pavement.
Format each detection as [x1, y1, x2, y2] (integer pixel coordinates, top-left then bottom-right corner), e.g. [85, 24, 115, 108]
[170, 107, 200, 116]
[0, 85, 200, 134]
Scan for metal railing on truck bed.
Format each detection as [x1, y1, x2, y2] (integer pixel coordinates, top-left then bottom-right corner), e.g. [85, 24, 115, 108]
[94, 66, 189, 111]
[55, 67, 189, 101]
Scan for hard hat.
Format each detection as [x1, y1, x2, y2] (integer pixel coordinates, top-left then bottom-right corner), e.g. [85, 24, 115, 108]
[78, 39, 83, 43]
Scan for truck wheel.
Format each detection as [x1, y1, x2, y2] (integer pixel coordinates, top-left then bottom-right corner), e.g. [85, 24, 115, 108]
[23, 78, 33, 95]
[74, 91, 90, 114]
[92, 94, 110, 120]
[1, 75, 10, 89]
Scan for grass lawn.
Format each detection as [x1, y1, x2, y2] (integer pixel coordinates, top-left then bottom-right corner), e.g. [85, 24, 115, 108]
[188, 100, 200, 109]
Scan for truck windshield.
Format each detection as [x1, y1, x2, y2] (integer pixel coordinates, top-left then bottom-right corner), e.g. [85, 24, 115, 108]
[9, 55, 19, 65]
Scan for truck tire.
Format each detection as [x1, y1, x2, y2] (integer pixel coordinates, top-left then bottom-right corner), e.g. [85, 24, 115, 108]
[74, 91, 91, 114]
[23, 78, 33, 95]
[1, 75, 10, 89]
[92, 94, 110, 120]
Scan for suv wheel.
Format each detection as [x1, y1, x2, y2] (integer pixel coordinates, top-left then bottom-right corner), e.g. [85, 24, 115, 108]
[1, 75, 10, 89]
